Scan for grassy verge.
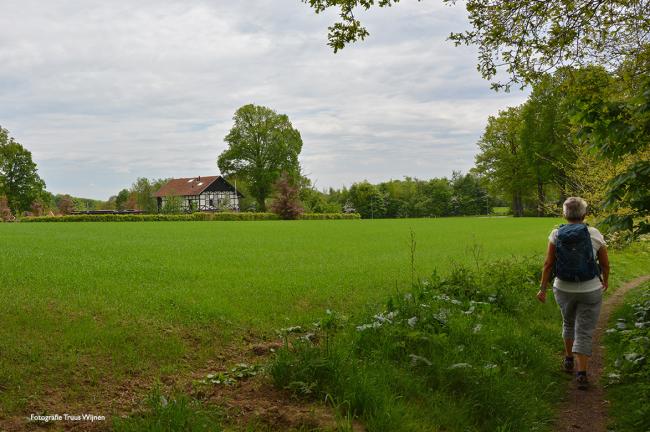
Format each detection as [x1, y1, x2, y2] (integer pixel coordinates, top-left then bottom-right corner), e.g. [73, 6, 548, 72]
[606, 239, 650, 289]
[603, 280, 650, 432]
[270, 258, 565, 432]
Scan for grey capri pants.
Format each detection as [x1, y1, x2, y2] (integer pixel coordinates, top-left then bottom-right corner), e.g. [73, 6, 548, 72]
[553, 288, 603, 356]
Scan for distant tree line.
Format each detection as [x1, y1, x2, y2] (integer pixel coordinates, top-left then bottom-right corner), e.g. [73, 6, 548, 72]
[297, 172, 499, 219]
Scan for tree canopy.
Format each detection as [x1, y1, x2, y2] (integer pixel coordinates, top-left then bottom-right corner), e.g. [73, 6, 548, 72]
[217, 104, 303, 211]
[474, 106, 532, 217]
[0, 126, 46, 213]
[304, 0, 650, 89]
[568, 61, 650, 234]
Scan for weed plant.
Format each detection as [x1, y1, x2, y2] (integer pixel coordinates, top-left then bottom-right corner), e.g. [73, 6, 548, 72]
[113, 388, 223, 432]
[270, 258, 565, 432]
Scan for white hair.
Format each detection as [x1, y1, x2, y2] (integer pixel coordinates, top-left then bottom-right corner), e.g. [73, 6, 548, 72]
[563, 197, 588, 221]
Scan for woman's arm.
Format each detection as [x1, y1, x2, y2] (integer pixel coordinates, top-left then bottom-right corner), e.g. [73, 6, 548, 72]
[537, 242, 556, 303]
[598, 246, 610, 291]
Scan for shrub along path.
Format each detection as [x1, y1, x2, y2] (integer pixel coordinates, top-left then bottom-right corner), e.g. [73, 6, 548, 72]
[553, 274, 650, 432]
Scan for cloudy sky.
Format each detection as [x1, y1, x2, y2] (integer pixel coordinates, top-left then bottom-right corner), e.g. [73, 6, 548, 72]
[0, 0, 527, 199]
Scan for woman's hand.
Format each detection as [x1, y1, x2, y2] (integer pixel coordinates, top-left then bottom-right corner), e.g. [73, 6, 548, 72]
[598, 246, 610, 293]
[539, 243, 555, 304]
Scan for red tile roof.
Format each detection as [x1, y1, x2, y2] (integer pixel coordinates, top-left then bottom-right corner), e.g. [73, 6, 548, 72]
[153, 176, 220, 197]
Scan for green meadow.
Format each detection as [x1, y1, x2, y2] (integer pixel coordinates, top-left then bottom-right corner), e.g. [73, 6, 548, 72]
[1, 218, 562, 329]
[1, 218, 648, 429]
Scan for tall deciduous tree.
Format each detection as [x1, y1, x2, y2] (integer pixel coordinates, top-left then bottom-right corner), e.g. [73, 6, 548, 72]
[115, 188, 130, 211]
[0, 126, 46, 213]
[304, 0, 650, 89]
[474, 107, 532, 217]
[519, 73, 575, 215]
[218, 104, 303, 211]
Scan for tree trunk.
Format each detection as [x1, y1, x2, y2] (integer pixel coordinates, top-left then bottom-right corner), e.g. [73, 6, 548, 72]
[558, 175, 567, 208]
[257, 196, 266, 212]
[537, 179, 545, 217]
[512, 192, 523, 217]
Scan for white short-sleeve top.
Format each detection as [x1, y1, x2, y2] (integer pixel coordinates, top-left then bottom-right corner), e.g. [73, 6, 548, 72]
[548, 226, 606, 293]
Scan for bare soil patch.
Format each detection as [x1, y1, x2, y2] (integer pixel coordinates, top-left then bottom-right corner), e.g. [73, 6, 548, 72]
[553, 275, 650, 432]
[0, 337, 360, 432]
[186, 339, 363, 431]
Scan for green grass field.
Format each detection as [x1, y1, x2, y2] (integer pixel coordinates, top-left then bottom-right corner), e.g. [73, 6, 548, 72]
[0, 218, 563, 328]
[1, 218, 648, 429]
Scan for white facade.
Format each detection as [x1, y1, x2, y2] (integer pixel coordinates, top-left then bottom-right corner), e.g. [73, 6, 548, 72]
[160, 191, 239, 212]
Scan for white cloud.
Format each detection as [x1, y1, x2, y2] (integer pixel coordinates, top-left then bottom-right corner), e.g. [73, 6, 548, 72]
[0, 0, 527, 199]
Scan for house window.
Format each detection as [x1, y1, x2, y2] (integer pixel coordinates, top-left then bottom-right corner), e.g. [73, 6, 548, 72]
[209, 198, 214, 207]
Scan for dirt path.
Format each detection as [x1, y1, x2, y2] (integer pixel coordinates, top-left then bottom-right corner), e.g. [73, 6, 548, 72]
[553, 275, 650, 432]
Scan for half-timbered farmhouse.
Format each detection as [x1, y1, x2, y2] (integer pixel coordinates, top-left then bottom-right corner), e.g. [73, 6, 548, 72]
[154, 176, 243, 212]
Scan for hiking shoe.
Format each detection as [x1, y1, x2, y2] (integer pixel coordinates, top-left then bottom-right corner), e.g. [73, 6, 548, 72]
[576, 374, 589, 390]
[562, 357, 574, 373]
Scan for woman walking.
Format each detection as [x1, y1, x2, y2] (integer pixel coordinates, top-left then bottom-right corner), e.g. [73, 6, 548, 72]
[537, 197, 610, 390]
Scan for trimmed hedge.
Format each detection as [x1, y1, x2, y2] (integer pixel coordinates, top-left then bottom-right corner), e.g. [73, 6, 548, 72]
[300, 213, 360, 220]
[19, 212, 360, 222]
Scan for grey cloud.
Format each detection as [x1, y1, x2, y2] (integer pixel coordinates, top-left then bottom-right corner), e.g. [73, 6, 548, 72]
[0, 0, 527, 199]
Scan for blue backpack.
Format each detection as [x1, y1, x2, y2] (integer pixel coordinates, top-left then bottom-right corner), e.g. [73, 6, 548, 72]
[555, 224, 600, 282]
